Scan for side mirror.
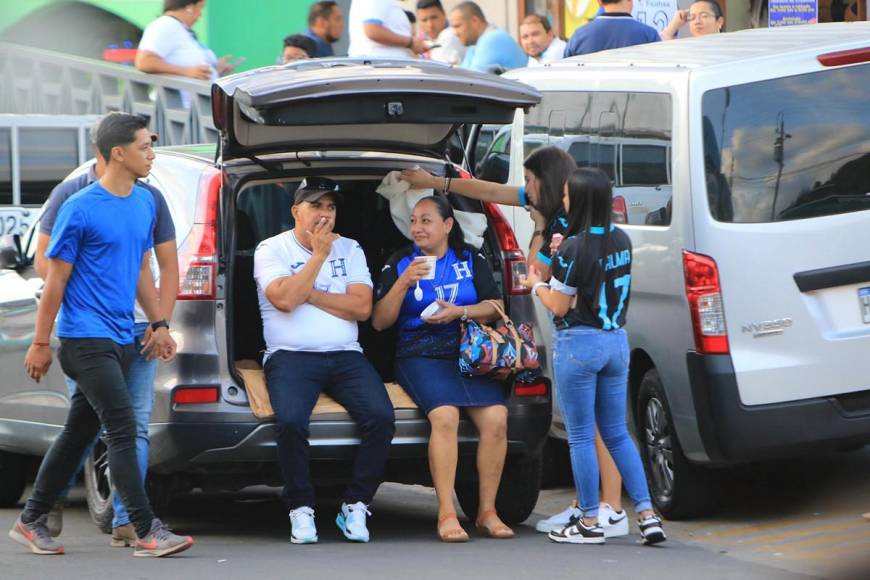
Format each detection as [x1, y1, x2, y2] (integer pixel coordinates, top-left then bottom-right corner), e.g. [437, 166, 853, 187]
[0, 234, 23, 270]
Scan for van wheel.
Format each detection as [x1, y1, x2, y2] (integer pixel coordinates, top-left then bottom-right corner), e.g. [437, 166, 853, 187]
[455, 454, 542, 525]
[0, 450, 26, 507]
[84, 441, 114, 534]
[637, 368, 722, 519]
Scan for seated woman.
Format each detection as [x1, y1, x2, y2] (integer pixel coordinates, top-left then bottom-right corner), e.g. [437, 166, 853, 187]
[372, 195, 513, 543]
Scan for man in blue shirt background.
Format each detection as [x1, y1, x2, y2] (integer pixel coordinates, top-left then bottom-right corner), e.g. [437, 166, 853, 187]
[450, 1, 528, 74]
[303, 0, 344, 58]
[564, 0, 660, 57]
[11, 113, 192, 558]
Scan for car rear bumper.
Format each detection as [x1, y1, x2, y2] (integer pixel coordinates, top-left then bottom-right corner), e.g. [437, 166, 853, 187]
[149, 402, 551, 474]
[687, 352, 870, 465]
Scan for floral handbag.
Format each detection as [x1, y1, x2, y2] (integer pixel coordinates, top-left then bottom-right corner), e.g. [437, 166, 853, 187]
[459, 300, 540, 381]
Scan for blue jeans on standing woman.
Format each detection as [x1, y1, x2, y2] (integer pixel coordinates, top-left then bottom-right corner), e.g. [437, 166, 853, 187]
[58, 323, 157, 529]
[553, 326, 653, 519]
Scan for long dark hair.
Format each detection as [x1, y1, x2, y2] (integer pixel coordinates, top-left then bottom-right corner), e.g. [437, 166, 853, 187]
[416, 195, 467, 256]
[564, 168, 614, 293]
[522, 146, 577, 222]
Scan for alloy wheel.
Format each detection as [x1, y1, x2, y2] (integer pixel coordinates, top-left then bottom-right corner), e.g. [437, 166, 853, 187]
[644, 397, 675, 502]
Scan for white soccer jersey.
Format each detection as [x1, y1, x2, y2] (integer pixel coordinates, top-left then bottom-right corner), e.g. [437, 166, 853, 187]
[254, 230, 373, 361]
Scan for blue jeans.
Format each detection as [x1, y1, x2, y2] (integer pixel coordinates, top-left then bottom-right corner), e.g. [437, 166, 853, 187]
[59, 324, 156, 529]
[553, 326, 653, 519]
[264, 350, 395, 510]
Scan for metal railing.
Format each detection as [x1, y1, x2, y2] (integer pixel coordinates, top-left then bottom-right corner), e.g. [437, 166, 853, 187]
[0, 42, 217, 145]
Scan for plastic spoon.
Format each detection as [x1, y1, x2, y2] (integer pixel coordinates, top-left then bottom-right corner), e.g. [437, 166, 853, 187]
[414, 280, 423, 301]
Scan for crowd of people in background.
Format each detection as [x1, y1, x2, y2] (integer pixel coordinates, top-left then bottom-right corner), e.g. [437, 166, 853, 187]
[132, 0, 728, 80]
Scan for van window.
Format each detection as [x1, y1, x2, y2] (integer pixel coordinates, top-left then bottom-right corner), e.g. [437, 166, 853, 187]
[525, 91, 673, 226]
[702, 64, 870, 223]
[0, 129, 11, 205]
[19, 128, 79, 206]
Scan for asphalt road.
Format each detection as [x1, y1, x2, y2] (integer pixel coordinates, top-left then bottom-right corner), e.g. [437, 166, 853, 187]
[2, 448, 869, 580]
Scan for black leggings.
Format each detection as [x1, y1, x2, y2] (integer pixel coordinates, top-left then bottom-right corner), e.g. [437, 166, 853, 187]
[22, 338, 155, 538]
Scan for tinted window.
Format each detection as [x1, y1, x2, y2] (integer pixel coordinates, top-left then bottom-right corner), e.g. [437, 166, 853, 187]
[19, 128, 79, 205]
[0, 129, 11, 205]
[702, 65, 870, 223]
[525, 91, 672, 226]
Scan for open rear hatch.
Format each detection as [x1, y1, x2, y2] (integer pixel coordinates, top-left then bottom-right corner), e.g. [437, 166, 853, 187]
[212, 58, 541, 160]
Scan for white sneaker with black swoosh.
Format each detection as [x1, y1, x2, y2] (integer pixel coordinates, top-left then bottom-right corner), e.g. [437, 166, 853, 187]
[599, 503, 629, 538]
[547, 518, 605, 545]
[638, 514, 667, 545]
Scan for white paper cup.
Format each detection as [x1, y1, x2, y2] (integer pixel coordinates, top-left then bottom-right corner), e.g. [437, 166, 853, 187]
[414, 255, 437, 280]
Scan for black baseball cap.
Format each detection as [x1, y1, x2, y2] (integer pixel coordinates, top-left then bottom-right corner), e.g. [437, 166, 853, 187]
[293, 177, 340, 205]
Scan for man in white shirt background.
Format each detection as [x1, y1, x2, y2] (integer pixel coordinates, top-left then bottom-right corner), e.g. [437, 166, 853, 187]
[348, 0, 428, 58]
[415, 0, 466, 65]
[254, 177, 395, 545]
[519, 14, 566, 65]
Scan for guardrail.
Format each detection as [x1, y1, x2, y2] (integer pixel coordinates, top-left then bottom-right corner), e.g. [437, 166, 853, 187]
[0, 42, 217, 145]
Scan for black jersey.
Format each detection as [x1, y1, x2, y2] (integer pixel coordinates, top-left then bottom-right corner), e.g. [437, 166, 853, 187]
[549, 225, 632, 330]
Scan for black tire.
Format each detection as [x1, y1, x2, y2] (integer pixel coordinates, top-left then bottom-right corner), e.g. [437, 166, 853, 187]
[636, 368, 722, 519]
[84, 440, 114, 534]
[541, 437, 572, 489]
[0, 450, 27, 507]
[455, 453, 542, 525]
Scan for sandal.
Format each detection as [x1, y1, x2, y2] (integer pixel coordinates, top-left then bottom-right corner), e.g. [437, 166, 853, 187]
[475, 510, 514, 539]
[437, 512, 469, 543]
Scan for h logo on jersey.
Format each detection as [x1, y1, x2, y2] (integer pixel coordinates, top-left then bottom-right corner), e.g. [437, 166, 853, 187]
[452, 261, 472, 281]
[329, 258, 347, 278]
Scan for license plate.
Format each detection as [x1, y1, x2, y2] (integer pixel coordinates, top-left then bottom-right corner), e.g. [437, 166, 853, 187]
[860, 287, 870, 324]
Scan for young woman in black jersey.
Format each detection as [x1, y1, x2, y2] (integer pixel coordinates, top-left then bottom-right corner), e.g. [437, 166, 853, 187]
[522, 168, 666, 545]
[402, 148, 630, 535]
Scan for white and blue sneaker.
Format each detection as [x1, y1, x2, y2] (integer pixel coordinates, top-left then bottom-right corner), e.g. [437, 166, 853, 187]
[336, 502, 371, 543]
[599, 503, 629, 538]
[289, 506, 318, 544]
[535, 501, 581, 533]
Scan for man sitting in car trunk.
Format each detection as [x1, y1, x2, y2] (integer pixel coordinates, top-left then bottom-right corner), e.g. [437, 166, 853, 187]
[253, 177, 396, 545]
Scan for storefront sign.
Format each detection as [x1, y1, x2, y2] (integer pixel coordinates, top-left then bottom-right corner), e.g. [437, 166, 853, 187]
[769, 0, 818, 26]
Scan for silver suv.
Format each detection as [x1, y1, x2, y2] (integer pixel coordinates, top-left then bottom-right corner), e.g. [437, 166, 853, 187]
[0, 59, 551, 528]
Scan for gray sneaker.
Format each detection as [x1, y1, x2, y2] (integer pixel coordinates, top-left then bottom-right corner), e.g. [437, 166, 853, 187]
[46, 499, 65, 537]
[8, 515, 65, 555]
[133, 519, 193, 558]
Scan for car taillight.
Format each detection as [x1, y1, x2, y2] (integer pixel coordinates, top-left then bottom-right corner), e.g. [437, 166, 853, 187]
[682, 251, 728, 354]
[482, 202, 529, 295]
[177, 168, 220, 299]
[173, 386, 220, 404]
[612, 195, 627, 224]
[515, 380, 548, 397]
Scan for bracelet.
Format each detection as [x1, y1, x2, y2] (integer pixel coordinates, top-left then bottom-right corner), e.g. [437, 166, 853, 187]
[150, 319, 170, 332]
[532, 282, 550, 296]
[32, 341, 50, 347]
[406, 36, 414, 49]
[532, 229, 544, 238]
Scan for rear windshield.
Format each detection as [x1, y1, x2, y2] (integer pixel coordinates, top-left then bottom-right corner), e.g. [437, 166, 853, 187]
[702, 64, 870, 223]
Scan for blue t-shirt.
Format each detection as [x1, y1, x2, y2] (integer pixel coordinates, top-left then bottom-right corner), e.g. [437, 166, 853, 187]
[461, 27, 528, 73]
[377, 245, 500, 358]
[303, 28, 335, 58]
[40, 164, 175, 246]
[564, 13, 659, 57]
[46, 182, 157, 345]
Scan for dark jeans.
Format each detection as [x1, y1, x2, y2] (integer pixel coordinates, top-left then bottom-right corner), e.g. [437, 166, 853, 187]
[265, 350, 396, 510]
[22, 339, 155, 538]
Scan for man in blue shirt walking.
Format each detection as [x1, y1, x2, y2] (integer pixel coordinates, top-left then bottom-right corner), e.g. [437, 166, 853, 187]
[450, 1, 528, 74]
[10, 113, 193, 558]
[564, 0, 660, 57]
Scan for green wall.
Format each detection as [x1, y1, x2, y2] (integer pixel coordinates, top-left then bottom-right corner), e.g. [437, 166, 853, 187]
[0, 0, 310, 71]
[206, 0, 309, 71]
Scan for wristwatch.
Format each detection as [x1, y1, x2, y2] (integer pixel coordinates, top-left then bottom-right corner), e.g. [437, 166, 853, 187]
[151, 319, 170, 332]
[460, 306, 469, 322]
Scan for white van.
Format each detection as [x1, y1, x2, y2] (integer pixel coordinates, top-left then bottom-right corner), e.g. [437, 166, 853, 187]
[501, 22, 870, 518]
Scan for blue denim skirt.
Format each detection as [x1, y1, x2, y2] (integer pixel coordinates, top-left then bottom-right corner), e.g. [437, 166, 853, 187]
[394, 356, 507, 415]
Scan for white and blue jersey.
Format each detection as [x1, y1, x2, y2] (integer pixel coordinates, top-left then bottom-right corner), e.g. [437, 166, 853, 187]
[377, 245, 500, 359]
[549, 225, 633, 331]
